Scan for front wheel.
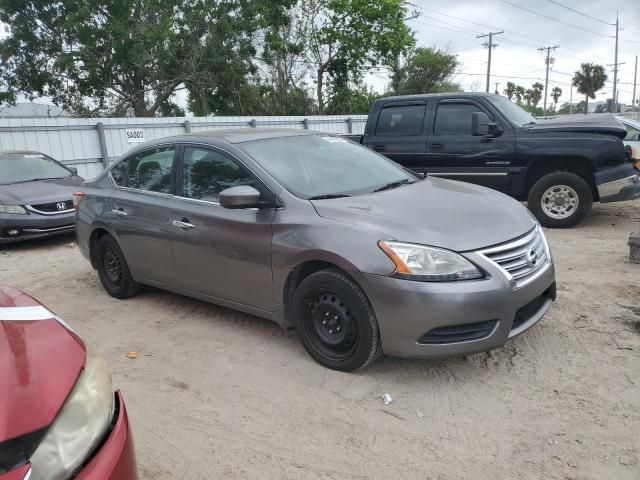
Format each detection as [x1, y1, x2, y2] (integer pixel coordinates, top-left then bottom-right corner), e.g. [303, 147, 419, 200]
[527, 172, 593, 228]
[291, 269, 381, 371]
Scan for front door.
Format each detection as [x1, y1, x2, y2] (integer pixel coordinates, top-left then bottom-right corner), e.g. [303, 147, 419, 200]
[364, 101, 429, 170]
[170, 145, 275, 312]
[426, 99, 516, 192]
[108, 145, 178, 284]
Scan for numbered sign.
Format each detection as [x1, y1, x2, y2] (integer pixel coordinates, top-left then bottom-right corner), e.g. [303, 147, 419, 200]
[125, 128, 145, 143]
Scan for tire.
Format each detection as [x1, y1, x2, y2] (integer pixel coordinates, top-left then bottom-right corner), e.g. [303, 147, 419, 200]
[291, 268, 381, 372]
[95, 235, 140, 299]
[527, 171, 593, 228]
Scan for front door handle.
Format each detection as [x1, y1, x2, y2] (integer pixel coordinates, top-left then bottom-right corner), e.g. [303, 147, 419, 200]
[111, 209, 128, 217]
[173, 219, 195, 230]
[372, 145, 386, 152]
[430, 143, 444, 152]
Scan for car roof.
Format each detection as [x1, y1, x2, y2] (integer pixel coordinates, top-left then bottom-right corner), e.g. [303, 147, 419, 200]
[147, 128, 319, 146]
[374, 92, 498, 103]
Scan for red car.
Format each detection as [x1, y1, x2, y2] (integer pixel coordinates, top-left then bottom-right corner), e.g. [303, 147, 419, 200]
[0, 286, 137, 480]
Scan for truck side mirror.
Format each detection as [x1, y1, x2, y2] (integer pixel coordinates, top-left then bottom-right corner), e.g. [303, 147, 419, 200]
[471, 112, 490, 136]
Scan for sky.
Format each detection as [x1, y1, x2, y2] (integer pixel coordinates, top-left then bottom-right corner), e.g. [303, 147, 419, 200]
[386, 0, 640, 107]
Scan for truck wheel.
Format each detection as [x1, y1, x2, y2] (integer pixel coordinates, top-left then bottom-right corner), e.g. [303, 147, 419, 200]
[528, 172, 593, 228]
[291, 268, 381, 372]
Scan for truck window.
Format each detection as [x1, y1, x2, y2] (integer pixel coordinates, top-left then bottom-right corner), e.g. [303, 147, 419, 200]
[375, 104, 426, 136]
[434, 103, 484, 135]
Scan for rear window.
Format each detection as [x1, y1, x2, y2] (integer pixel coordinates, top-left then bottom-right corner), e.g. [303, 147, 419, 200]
[375, 104, 426, 136]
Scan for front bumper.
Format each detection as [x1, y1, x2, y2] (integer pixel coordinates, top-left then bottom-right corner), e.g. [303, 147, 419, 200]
[76, 391, 138, 480]
[357, 257, 556, 359]
[596, 164, 640, 203]
[0, 211, 75, 244]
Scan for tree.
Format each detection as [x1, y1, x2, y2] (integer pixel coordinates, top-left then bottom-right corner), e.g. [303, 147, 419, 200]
[390, 47, 459, 96]
[551, 86, 562, 111]
[515, 85, 526, 104]
[0, 0, 294, 116]
[504, 81, 516, 101]
[529, 82, 544, 108]
[572, 63, 607, 115]
[302, 0, 413, 112]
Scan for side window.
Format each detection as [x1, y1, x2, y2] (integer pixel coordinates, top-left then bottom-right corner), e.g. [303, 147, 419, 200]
[624, 124, 640, 141]
[181, 147, 256, 202]
[434, 103, 485, 135]
[127, 147, 176, 193]
[110, 159, 128, 187]
[375, 104, 426, 136]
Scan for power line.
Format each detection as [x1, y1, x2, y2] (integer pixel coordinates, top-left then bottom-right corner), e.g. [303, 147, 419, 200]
[539, 45, 560, 112]
[545, 0, 612, 26]
[499, 0, 611, 37]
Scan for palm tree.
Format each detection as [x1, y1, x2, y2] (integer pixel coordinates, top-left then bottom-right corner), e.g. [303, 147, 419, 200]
[515, 85, 526, 104]
[530, 82, 544, 108]
[572, 63, 607, 114]
[504, 81, 516, 101]
[551, 87, 562, 111]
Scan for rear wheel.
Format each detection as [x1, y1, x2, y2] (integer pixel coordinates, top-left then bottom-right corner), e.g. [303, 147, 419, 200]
[527, 171, 593, 228]
[95, 235, 140, 299]
[291, 268, 381, 371]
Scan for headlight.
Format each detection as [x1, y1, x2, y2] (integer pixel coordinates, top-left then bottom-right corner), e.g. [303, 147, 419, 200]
[30, 348, 115, 480]
[378, 240, 484, 281]
[0, 204, 27, 214]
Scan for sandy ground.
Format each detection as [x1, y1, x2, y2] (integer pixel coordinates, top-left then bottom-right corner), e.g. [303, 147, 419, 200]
[1, 202, 639, 480]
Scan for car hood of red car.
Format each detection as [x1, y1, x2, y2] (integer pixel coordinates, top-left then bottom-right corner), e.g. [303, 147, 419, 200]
[0, 286, 85, 443]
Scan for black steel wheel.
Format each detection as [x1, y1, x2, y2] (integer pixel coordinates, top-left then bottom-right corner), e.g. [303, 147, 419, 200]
[292, 268, 381, 371]
[95, 234, 140, 299]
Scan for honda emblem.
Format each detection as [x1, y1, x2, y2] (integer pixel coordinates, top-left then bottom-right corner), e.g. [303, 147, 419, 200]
[56, 202, 67, 211]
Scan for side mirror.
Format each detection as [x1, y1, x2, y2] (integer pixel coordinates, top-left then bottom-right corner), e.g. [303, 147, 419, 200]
[219, 185, 263, 209]
[68, 167, 78, 176]
[471, 112, 490, 136]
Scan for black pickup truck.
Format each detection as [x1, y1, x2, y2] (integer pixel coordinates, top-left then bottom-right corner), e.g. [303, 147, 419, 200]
[348, 92, 640, 227]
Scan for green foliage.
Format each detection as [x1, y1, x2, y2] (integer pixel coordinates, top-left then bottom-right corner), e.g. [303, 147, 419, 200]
[572, 63, 607, 114]
[390, 47, 460, 96]
[325, 84, 378, 114]
[504, 82, 516, 101]
[0, 0, 294, 116]
[557, 100, 586, 115]
[551, 87, 562, 107]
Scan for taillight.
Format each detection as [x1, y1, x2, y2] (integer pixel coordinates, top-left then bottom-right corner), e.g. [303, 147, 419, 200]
[72, 191, 85, 210]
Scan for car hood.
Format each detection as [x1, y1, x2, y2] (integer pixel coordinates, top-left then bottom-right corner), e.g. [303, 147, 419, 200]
[0, 286, 85, 443]
[0, 176, 83, 206]
[311, 177, 535, 252]
[525, 114, 627, 139]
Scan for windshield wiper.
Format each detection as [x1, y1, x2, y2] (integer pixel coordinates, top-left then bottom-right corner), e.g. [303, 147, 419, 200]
[373, 179, 413, 192]
[308, 193, 351, 200]
[8, 177, 65, 184]
[523, 121, 537, 126]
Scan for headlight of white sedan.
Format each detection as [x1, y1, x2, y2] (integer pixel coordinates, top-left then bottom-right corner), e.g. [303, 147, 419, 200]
[379, 240, 484, 281]
[30, 347, 115, 480]
[0, 204, 27, 214]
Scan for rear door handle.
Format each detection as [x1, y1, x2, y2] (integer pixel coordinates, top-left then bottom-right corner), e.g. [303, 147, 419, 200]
[111, 209, 128, 217]
[430, 143, 444, 152]
[173, 219, 195, 230]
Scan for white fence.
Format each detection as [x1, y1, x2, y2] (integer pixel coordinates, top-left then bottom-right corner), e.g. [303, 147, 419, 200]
[0, 115, 368, 179]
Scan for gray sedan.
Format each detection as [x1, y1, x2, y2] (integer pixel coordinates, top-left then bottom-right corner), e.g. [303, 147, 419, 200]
[76, 129, 556, 371]
[1, 151, 83, 244]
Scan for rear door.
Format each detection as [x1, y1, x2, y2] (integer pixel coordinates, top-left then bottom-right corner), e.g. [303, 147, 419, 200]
[170, 145, 275, 312]
[107, 145, 178, 285]
[364, 101, 429, 170]
[426, 99, 516, 192]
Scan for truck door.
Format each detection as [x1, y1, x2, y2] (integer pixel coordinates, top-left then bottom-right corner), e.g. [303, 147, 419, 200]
[426, 99, 515, 192]
[364, 100, 428, 170]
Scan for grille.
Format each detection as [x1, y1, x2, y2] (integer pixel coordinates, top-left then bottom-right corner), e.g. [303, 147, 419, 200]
[27, 200, 73, 214]
[418, 320, 498, 344]
[512, 285, 555, 331]
[479, 227, 550, 288]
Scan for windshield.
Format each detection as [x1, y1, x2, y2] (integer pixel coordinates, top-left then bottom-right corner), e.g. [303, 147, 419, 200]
[486, 95, 537, 127]
[0, 153, 72, 185]
[240, 135, 416, 199]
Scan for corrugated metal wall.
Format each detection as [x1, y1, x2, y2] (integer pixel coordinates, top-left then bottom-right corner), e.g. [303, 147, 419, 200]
[0, 115, 368, 179]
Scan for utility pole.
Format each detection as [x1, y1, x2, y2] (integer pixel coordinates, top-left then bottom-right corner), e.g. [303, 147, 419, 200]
[495, 82, 500, 94]
[477, 31, 503, 93]
[612, 12, 620, 113]
[633, 55, 638, 117]
[569, 85, 573, 114]
[538, 45, 559, 114]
